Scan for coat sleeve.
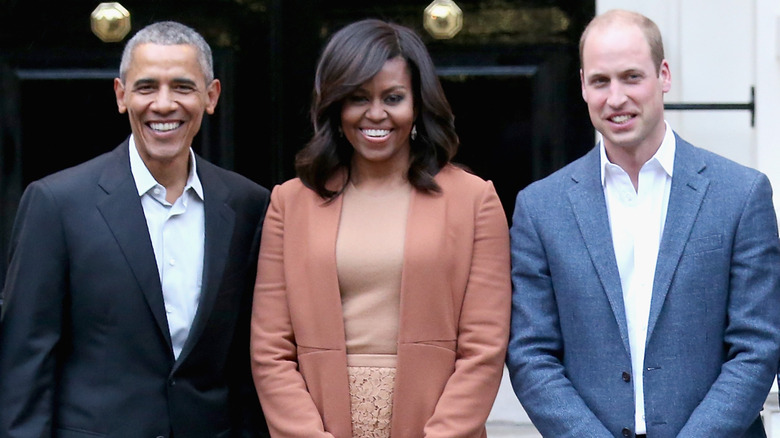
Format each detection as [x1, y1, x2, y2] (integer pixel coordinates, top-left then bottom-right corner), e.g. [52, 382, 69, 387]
[677, 173, 780, 436]
[0, 181, 67, 438]
[229, 188, 271, 438]
[250, 185, 335, 438]
[505, 189, 613, 437]
[423, 181, 512, 437]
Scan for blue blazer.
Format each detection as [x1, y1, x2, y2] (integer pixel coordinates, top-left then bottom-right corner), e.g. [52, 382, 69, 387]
[506, 134, 780, 437]
[0, 140, 270, 438]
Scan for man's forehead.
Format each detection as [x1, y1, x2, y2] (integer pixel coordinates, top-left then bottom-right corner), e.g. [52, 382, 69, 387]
[130, 43, 198, 61]
[126, 44, 205, 81]
[582, 25, 652, 68]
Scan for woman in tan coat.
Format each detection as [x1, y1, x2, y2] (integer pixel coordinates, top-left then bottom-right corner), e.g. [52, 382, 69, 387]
[250, 19, 511, 438]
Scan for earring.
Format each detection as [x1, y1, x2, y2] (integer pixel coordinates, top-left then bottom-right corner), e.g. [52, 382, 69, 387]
[338, 126, 344, 138]
[411, 124, 417, 141]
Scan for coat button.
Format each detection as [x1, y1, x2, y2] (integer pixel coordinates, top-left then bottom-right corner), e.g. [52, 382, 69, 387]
[622, 428, 631, 437]
[168, 379, 176, 387]
[622, 371, 631, 382]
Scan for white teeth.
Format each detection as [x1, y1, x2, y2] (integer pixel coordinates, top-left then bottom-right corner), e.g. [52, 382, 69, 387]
[149, 122, 181, 132]
[611, 115, 632, 124]
[362, 129, 390, 138]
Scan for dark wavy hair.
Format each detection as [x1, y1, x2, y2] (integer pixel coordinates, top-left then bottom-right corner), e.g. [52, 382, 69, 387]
[295, 18, 459, 200]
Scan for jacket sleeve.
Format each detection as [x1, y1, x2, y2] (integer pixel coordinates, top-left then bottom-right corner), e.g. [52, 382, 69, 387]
[677, 173, 780, 436]
[423, 181, 512, 437]
[230, 189, 271, 438]
[505, 189, 613, 437]
[250, 185, 335, 438]
[0, 181, 67, 438]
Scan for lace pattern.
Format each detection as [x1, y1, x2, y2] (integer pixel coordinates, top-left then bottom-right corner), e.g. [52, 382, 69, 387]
[347, 366, 396, 438]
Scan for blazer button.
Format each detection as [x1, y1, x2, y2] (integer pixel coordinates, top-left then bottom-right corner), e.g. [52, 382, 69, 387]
[622, 371, 631, 382]
[168, 379, 176, 387]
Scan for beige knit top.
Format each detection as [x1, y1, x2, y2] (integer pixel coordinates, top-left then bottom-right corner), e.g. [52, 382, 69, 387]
[336, 181, 411, 368]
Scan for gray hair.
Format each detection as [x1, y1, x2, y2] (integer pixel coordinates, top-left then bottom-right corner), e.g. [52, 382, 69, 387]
[119, 21, 214, 84]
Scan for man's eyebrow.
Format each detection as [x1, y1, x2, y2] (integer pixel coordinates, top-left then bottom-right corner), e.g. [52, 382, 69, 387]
[171, 77, 198, 87]
[585, 72, 607, 81]
[132, 78, 158, 87]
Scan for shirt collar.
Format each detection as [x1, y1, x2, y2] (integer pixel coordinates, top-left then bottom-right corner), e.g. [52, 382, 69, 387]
[128, 135, 204, 200]
[600, 121, 676, 187]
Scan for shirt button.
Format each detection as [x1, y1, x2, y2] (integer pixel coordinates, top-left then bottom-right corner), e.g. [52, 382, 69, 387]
[169, 259, 176, 266]
[622, 371, 631, 382]
[153, 187, 161, 195]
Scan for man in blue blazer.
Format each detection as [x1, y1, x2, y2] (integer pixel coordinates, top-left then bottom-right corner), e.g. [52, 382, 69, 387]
[506, 9, 780, 438]
[0, 22, 270, 437]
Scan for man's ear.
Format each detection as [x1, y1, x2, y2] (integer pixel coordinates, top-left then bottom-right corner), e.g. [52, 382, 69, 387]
[114, 78, 127, 114]
[205, 79, 221, 115]
[659, 59, 672, 93]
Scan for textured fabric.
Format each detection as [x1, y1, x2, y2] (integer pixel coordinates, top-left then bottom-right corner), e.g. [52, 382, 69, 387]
[507, 134, 780, 437]
[348, 366, 395, 438]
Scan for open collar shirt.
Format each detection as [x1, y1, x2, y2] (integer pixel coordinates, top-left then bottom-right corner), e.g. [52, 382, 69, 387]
[129, 135, 205, 360]
[600, 121, 676, 434]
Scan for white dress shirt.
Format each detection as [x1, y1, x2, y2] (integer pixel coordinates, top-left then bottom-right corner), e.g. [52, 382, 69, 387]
[600, 122, 675, 434]
[129, 136, 205, 359]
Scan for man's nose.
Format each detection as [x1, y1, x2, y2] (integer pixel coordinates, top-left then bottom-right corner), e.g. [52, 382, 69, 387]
[606, 83, 628, 107]
[151, 87, 177, 112]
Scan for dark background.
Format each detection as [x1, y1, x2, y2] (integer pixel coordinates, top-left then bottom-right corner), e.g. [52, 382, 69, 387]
[0, 0, 596, 287]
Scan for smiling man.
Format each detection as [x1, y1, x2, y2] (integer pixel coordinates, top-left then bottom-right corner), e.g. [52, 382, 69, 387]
[0, 22, 270, 438]
[506, 9, 780, 438]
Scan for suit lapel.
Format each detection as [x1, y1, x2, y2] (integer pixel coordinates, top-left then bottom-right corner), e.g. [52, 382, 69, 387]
[646, 137, 708, 343]
[96, 142, 173, 352]
[567, 147, 631, 354]
[174, 158, 235, 367]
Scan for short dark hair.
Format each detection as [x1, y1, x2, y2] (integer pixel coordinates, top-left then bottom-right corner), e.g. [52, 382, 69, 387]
[296, 18, 458, 200]
[120, 21, 214, 84]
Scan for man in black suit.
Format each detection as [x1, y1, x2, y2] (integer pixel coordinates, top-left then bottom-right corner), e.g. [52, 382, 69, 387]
[0, 21, 270, 437]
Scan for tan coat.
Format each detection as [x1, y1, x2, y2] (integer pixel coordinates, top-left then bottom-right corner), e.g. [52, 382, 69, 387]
[250, 165, 511, 438]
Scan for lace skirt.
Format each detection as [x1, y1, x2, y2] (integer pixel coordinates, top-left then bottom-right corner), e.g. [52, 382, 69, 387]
[347, 366, 396, 438]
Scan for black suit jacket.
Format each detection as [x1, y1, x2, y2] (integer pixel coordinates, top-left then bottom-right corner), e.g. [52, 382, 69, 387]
[0, 139, 270, 438]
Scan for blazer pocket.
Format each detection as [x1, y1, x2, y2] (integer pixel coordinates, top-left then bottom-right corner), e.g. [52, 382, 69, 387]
[296, 345, 336, 356]
[685, 234, 722, 255]
[414, 339, 457, 352]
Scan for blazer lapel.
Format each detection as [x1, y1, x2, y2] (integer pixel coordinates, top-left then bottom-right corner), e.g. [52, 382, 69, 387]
[308, 191, 349, 350]
[96, 142, 173, 352]
[396, 188, 446, 341]
[567, 147, 631, 354]
[174, 158, 235, 367]
[646, 137, 708, 343]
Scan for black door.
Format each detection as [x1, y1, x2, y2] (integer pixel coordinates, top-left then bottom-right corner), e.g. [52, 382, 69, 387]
[0, 0, 594, 286]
